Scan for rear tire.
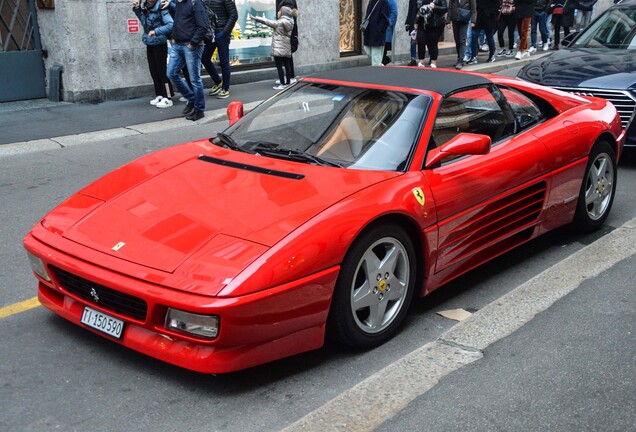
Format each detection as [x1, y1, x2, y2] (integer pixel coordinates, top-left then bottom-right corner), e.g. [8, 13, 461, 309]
[327, 223, 416, 348]
[572, 141, 617, 233]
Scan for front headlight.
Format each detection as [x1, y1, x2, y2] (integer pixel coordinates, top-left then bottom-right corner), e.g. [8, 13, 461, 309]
[165, 308, 219, 339]
[26, 251, 51, 282]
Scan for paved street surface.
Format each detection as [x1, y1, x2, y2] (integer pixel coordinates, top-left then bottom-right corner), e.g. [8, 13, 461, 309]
[1, 49, 635, 431]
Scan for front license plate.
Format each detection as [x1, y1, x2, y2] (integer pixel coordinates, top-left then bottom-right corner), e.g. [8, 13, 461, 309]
[80, 306, 125, 339]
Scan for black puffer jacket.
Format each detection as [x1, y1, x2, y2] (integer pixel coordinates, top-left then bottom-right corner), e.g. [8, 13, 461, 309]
[208, 0, 238, 36]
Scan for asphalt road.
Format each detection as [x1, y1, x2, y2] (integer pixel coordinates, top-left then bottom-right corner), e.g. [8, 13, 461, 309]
[1, 61, 635, 431]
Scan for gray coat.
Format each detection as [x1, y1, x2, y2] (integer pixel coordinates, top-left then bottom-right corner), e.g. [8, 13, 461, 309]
[252, 11, 294, 58]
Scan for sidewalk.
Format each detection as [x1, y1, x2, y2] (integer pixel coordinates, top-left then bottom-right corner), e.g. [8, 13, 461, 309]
[0, 47, 546, 156]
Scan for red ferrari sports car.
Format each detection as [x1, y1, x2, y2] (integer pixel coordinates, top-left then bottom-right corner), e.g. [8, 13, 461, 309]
[24, 67, 624, 373]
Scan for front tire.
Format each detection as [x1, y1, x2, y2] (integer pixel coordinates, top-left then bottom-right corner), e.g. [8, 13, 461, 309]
[572, 141, 617, 233]
[327, 223, 416, 348]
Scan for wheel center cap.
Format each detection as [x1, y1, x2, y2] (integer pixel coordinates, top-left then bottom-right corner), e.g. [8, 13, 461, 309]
[378, 279, 387, 292]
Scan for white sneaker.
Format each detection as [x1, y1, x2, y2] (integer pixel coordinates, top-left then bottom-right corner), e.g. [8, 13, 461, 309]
[429, 63, 437, 68]
[290, 77, 297, 83]
[156, 98, 173, 108]
[543, 42, 549, 51]
[521, 50, 530, 58]
[528, 46, 537, 54]
[480, 44, 489, 52]
[150, 96, 162, 106]
[515, 50, 522, 60]
[178, 96, 187, 102]
[273, 84, 288, 90]
[417, 61, 426, 67]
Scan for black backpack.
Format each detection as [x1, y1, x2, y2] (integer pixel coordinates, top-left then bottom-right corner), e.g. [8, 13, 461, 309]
[192, 0, 218, 42]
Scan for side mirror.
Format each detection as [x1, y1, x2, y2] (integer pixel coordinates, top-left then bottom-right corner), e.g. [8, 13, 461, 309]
[425, 133, 492, 168]
[227, 101, 244, 126]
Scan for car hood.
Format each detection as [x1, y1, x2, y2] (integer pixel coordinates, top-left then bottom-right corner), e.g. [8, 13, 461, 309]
[56, 148, 398, 275]
[518, 48, 636, 89]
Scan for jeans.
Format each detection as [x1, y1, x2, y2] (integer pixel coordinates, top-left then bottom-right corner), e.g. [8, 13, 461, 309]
[452, 20, 469, 63]
[470, 26, 495, 59]
[168, 43, 205, 112]
[202, 32, 231, 91]
[531, 11, 549, 47]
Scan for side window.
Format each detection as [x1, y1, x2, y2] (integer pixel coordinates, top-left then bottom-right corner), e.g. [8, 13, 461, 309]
[499, 86, 544, 131]
[432, 86, 516, 149]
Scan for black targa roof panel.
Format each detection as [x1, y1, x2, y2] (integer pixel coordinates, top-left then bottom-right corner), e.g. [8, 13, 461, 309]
[306, 66, 492, 96]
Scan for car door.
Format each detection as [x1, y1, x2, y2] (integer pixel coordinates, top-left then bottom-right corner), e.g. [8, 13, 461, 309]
[423, 85, 551, 276]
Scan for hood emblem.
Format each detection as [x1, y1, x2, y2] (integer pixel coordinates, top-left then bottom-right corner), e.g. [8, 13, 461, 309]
[112, 242, 126, 251]
[90, 288, 100, 303]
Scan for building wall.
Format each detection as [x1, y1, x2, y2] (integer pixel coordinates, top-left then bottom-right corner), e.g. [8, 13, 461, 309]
[34, 0, 615, 102]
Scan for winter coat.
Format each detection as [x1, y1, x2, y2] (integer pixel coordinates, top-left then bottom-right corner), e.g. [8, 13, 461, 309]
[448, 0, 476, 23]
[515, 0, 536, 18]
[279, 0, 299, 51]
[363, 0, 390, 47]
[475, 0, 500, 30]
[171, 0, 209, 45]
[534, 0, 550, 11]
[133, 0, 173, 46]
[562, 0, 576, 27]
[208, 0, 238, 37]
[252, 7, 294, 58]
[428, 0, 449, 28]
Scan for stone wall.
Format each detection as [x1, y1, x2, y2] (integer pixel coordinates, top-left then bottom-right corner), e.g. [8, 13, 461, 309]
[34, 0, 615, 102]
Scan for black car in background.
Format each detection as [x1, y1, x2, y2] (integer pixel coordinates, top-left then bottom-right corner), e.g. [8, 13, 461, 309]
[518, 0, 636, 146]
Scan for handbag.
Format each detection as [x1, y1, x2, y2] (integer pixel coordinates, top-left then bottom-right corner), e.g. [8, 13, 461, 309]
[360, 0, 380, 31]
[457, 7, 471, 23]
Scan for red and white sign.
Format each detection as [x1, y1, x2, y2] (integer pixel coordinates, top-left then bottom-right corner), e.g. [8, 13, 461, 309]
[128, 19, 139, 33]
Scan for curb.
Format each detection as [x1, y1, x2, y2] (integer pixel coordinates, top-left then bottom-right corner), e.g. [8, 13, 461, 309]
[281, 218, 636, 432]
[0, 101, 262, 158]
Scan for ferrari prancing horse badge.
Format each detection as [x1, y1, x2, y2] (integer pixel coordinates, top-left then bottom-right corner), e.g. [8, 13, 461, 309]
[412, 187, 425, 206]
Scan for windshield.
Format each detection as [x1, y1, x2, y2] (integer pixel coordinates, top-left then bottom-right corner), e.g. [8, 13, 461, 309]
[571, 7, 636, 49]
[221, 83, 431, 171]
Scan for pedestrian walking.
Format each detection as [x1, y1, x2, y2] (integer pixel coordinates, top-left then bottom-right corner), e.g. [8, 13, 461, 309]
[467, 0, 498, 64]
[382, 0, 399, 65]
[447, 0, 475, 69]
[250, 6, 294, 90]
[496, 0, 517, 58]
[362, 0, 390, 66]
[515, 0, 536, 59]
[166, 0, 208, 121]
[203, 0, 238, 99]
[530, 0, 551, 52]
[415, 0, 449, 68]
[133, 0, 175, 109]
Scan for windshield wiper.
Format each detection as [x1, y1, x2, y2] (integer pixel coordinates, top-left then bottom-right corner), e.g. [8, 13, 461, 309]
[255, 147, 344, 167]
[211, 132, 250, 153]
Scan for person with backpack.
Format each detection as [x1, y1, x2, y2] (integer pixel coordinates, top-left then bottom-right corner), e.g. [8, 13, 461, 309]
[166, 0, 209, 121]
[132, 0, 175, 109]
[205, 0, 238, 99]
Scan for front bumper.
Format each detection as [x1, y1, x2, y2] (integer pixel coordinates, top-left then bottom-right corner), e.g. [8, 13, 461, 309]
[24, 233, 338, 373]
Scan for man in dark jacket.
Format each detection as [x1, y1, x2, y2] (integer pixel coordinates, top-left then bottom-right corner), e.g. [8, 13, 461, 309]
[166, 0, 208, 121]
[363, 0, 390, 66]
[205, 0, 238, 99]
